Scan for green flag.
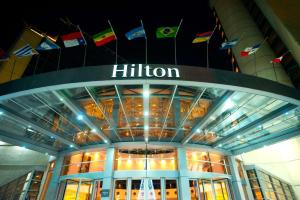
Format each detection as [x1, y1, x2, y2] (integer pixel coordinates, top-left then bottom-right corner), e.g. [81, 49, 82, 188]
[156, 27, 178, 38]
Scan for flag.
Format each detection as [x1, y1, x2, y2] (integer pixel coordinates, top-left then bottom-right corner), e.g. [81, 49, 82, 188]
[61, 31, 85, 48]
[125, 26, 145, 40]
[36, 38, 60, 51]
[93, 28, 116, 46]
[220, 39, 239, 50]
[13, 44, 38, 57]
[192, 31, 213, 43]
[0, 49, 8, 61]
[156, 27, 178, 38]
[271, 56, 283, 64]
[240, 44, 261, 57]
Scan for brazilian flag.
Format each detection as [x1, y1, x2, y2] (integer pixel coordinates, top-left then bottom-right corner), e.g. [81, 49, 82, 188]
[156, 27, 178, 38]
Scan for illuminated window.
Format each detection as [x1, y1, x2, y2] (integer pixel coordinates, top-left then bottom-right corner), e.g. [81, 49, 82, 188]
[61, 150, 106, 175]
[186, 150, 230, 174]
[115, 148, 177, 171]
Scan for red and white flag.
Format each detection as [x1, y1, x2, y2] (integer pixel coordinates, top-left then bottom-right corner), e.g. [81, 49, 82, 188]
[61, 32, 86, 48]
[270, 56, 283, 64]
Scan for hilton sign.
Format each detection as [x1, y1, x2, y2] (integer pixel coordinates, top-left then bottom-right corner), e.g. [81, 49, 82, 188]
[112, 64, 180, 78]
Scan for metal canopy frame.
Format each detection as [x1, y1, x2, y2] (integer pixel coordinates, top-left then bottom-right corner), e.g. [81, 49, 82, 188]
[52, 91, 111, 144]
[0, 104, 79, 149]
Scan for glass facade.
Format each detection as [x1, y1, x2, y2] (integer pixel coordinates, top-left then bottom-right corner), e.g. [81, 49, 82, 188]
[189, 179, 232, 200]
[61, 151, 106, 175]
[115, 148, 177, 171]
[246, 167, 296, 200]
[0, 170, 44, 200]
[186, 150, 230, 174]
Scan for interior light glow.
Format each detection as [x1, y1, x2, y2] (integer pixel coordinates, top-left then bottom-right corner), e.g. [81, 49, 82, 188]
[237, 135, 241, 139]
[77, 115, 83, 120]
[0, 111, 3, 115]
[144, 125, 149, 130]
[223, 98, 234, 111]
[70, 145, 74, 148]
[196, 128, 201, 133]
[91, 128, 96, 133]
[144, 111, 149, 116]
[218, 144, 223, 148]
[143, 89, 149, 98]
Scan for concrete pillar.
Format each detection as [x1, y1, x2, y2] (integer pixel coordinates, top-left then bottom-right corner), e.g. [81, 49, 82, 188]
[228, 156, 246, 200]
[102, 147, 115, 200]
[209, 0, 292, 86]
[45, 155, 63, 200]
[177, 147, 191, 200]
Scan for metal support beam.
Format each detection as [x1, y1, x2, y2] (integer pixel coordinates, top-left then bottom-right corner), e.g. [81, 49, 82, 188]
[0, 130, 57, 155]
[52, 91, 111, 144]
[115, 85, 134, 141]
[181, 91, 234, 144]
[159, 85, 177, 140]
[171, 88, 207, 142]
[143, 84, 150, 143]
[231, 126, 300, 155]
[85, 86, 121, 141]
[0, 104, 79, 149]
[213, 103, 297, 148]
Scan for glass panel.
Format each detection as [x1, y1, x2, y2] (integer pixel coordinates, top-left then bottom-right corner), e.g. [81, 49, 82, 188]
[165, 180, 178, 200]
[148, 179, 161, 200]
[62, 151, 106, 175]
[114, 180, 127, 200]
[213, 179, 230, 200]
[199, 180, 214, 200]
[63, 180, 79, 200]
[131, 180, 144, 200]
[77, 181, 93, 200]
[189, 180, 199, 200]
[94, 180, 102, 200]
[115, 148, 177, 171]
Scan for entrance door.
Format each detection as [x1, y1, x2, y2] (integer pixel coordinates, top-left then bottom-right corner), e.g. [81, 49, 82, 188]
[212, 179, 231, 200]
[59, 179, 101, 200]
[113, 178, 178, 200]
[189, 179, 232, 200]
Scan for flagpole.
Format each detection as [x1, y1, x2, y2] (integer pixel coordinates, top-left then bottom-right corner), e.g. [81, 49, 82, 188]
[108, 20, 118, 64]
[33, 54, 40, 74]
[77, 25, 87, 67]
[175, 19, 183, 65]
[57, 48, 62, 71]
[141, 20, 147, 64]
[10, 57, 17, 80]
[206, 25, 217, 68]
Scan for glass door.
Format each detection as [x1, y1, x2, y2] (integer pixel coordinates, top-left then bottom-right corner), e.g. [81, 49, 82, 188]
[199, 179, 214, 200]
[63, 179, 79, 200]
[114, 178, 176, 200]
[212, 179, 231, 200]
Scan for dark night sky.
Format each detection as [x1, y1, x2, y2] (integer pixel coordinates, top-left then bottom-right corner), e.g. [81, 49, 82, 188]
[0, 1, 233, 73]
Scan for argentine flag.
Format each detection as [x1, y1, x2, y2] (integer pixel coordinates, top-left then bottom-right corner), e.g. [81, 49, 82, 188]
[13, 44, 38, 57]
[125, 26, 146, 40]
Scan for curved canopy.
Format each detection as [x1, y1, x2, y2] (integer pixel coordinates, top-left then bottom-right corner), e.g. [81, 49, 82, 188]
[0, 65, 299, 155]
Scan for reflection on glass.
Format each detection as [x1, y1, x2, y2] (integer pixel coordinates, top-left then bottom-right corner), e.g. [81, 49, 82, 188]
[63, 180, 79, 200]
[199, 180, 214, 200]
[148, 179, 161, 200]
[213, 180, 230, 200]
[62, 151, 106, 175]
[114, 180, 127, 200]
[77, 181, 92, 200]
[94, 180, 102, 200]
[189, 180, 199, 200]
[165, 180, 178, 200]
[131, 180, 143, 200]
[115, 148, 177, 171]
[186, 150, 230, 174]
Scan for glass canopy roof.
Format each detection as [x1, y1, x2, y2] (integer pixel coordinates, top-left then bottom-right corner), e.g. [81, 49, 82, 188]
[0, 83, 299, 154]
